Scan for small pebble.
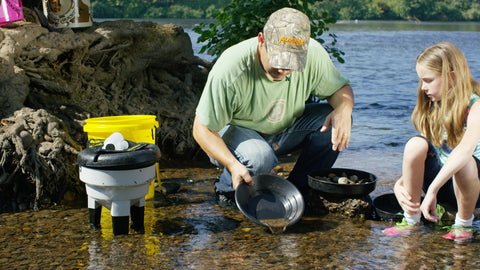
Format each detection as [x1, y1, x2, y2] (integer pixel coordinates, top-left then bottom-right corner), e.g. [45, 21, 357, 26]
[338, 177, 349, 184]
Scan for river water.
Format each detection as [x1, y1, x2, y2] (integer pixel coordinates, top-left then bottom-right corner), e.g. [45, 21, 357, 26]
[2, 20, 480, 269]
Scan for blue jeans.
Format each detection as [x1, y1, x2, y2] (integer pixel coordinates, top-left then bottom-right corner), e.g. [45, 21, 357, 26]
[210, 103, 340, 193]
[418, 135, 480, 208]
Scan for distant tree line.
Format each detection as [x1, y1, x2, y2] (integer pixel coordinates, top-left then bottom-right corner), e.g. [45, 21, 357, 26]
[317, 0, 480, 21]
[92, 0, 480, 21]
[91, 0, 227, 19]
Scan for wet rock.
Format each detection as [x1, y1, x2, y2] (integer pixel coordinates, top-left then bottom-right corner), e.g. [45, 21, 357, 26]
[309, 190, 373, 219]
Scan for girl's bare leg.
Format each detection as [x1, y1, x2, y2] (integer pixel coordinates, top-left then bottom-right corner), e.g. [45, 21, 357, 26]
[383, 137, 428, 234]
[396, 137, 429, 215]
[453, 157, 480, 221]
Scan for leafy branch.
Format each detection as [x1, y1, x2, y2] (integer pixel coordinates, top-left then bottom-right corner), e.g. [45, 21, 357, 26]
[193, 0, 345, 63]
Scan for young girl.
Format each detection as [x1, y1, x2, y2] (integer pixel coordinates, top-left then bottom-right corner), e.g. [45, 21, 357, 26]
[383, 42, 480, 241]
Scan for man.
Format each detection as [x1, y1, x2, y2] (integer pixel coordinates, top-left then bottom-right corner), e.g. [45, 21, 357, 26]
[193, 7, 354, 205]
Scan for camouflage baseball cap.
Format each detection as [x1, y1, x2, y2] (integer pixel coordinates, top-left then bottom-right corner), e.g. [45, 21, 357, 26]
[263, 8, 311, 72]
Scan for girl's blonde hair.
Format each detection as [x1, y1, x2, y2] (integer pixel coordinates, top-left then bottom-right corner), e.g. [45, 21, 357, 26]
[412, 42, 480, 148]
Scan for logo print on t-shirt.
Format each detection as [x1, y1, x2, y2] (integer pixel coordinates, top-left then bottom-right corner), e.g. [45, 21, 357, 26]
[267, 100, 286, 122]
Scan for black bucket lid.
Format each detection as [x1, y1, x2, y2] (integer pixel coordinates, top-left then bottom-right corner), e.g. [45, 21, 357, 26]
[77, 141, 160, 170]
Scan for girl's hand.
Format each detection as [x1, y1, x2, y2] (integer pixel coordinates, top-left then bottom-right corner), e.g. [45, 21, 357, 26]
[393, 180, 420, 214]
[420, 191, 440, 222]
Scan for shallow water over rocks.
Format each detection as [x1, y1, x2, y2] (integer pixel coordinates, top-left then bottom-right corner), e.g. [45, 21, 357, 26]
[2, 152, 480, 269]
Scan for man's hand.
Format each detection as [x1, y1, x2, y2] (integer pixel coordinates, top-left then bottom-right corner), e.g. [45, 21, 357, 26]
[323, 85, 354, 152]
[193, 116, 253, 190]
[228, 159, 254, 190]
[321, 108, 351, 151]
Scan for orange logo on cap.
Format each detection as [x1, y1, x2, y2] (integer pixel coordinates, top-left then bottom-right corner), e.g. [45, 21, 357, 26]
[278, 37, 304, 46]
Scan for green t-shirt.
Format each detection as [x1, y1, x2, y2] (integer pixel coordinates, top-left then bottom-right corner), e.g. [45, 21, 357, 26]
[195, 37, 350, 136]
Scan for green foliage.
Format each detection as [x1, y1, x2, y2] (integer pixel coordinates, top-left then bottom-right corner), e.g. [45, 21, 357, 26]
[464, 3, 480, 21]
[313, 0, 480, 21]
[143, 7, 166, 18]
[92, 1, 124, 18]
[166, 5, 204, 19]
[92, 0, 227, 19]
[193, 0, 345, 63]
[91, 0, 480, 21]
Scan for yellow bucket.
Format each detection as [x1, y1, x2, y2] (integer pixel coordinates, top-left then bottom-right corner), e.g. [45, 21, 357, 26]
[83, 115, 160, 200]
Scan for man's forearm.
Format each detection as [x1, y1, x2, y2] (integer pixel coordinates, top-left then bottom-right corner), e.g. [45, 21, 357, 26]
[327, 84, 354, 111]
[192, 116, 238, 170]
